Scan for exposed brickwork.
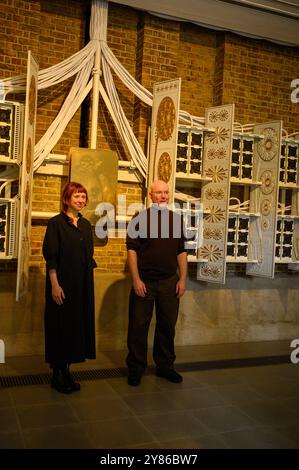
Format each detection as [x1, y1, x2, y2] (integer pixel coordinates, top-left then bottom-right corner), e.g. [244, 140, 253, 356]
[0, 1, 40, 77]
[1, 1, 299, 274]
[221, 34, 299, 132]
[213, 34, 226, 106]
[32, 174, 67, 213]
[179, 24, 216, 116]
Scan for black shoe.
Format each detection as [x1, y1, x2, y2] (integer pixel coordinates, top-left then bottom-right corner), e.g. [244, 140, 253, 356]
[65, 370, 81, 392]
[128, 372, 141, 386]
[156, 368, 183, 383]
[51, 369, 73, 394]
[63, 367, 80, 392]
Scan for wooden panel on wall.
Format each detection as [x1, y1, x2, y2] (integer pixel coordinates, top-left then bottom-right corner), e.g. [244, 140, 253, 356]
[246, 121, 282, 278]
[147, 78, 181, 204]
[197, 104, 234, 284]
[69, 148, 119, 227]
[16, 51, 38, 301]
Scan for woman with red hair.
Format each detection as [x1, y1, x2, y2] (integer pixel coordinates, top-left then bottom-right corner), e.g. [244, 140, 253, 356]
[43, 182, 96, 393]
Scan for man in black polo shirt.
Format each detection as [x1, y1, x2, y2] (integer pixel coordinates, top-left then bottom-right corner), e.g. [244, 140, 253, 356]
[126, 180, 187, 386]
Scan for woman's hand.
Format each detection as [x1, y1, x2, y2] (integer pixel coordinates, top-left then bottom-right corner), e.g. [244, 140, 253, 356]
[52, 284, 65, 305]
[49, 269, 65, 305]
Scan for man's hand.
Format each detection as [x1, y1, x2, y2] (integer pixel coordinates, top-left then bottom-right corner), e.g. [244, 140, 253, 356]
[176, 278, 186, 298]
[52, 284, 65, 305]
[127, 250, 147, 297]
[133, 278, 147, 297]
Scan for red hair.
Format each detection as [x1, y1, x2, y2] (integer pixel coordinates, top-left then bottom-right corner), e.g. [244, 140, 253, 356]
[61, 181, 88, 212]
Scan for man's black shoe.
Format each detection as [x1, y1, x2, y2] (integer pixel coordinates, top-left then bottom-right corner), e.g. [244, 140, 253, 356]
[127, 373, 141, 386]
[156, 369, 183, 383]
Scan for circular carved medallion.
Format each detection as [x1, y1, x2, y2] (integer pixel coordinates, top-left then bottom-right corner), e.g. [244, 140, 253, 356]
[25, 181, 30, 204]
[26, 138, 32, 174]
[260, 198, 272, 216]
[157, 152, 172, 183]
[257, 127, 278, 161]
[24, 209, 29, 228]
[261, 218, 270, 231]
[260, 170, 274, 195]
[156, 97, 176, 141]
[28, 76, 36, 126]
[29, 76, 36, 126]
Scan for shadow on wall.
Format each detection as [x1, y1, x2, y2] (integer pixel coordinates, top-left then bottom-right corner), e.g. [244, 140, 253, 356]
[95, 273, 132, 354]
[0, 271, 46, 356]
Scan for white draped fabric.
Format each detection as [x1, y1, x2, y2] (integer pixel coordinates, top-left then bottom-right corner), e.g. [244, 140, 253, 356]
[1, 0, 267, 176]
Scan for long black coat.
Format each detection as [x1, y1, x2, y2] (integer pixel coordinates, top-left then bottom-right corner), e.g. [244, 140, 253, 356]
[43, 212, 96, 365]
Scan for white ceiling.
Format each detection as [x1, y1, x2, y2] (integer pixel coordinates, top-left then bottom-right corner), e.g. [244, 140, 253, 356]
[110, 0, 299, 46]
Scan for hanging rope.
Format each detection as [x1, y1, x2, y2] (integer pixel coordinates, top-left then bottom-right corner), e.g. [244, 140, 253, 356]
[101, 56, 147, 176]
[33, 60, 94, 170]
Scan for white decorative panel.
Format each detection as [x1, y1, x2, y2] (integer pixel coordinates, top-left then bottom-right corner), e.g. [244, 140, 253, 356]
[0, 198, 18, 259]
[197, 104, 235, 284]
[16, 51, 38, 301]
[291, 189, 299, 263]
[246, 121, 282, 278]
[0, 101, 23, 163]
[147, 78, 181, 204]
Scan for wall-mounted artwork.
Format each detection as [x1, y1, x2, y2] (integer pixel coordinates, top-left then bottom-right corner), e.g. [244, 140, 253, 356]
[147, 78, 181, 204]
[69, 148, 118, 226]
[197, 104, 235, 285]
[246, 121, 282, 278]
[16, 51, 38, 301]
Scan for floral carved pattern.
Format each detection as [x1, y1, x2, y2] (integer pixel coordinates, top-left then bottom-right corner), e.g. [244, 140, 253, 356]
[261, 218, 270, 231]
[200, 265, 222, 279]
[203, 227, 223, 240]
[204, 206, 226, 223]
[260, 170, 274, 195]
[24, 209, 28, 228]
[205, 165, 227, 183]
[158, 152, 172, 183]
[199, 244, 223, 261]
[25, 181, 30, 204]
[26, 138, 32, 174]
[260, 198, 272, 216]
[257, 127, 278, 162]
[205, 188, 225, 200]
[206, 127, 229, 144]
[207, 147, 227, 160]
[156, 96, 176, 141]
[28, 75, 36, 126]
[209, 110, 229, 122]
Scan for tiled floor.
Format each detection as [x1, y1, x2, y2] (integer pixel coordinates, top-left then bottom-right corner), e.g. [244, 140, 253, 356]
[1, 341, 299, 449]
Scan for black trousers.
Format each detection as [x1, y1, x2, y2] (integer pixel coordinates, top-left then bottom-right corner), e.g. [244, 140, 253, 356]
[126, 274, 179, 375]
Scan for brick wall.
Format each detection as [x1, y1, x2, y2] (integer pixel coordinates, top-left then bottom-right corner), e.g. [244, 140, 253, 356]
[1, 1, 299, 274]
[179, 24, 216, 116]
[221, 34, 299, 132]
